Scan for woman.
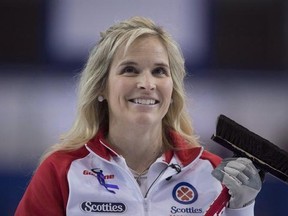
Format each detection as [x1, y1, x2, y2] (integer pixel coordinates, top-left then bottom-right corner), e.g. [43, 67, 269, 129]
[15, 16, 261, 216]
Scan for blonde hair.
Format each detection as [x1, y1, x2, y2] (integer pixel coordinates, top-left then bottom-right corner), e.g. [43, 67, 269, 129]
[40, 16, 199, 162]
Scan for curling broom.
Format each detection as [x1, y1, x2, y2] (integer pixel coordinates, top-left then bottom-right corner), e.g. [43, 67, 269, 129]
[204, 114, 288, 216]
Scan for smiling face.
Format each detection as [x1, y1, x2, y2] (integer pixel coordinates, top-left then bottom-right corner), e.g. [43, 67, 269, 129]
[105, 35, 173, 128]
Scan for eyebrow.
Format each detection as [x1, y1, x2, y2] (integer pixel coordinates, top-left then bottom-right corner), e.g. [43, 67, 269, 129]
[154, 62, 170, 68]
[118, 60, 169, 68]
[118, 61, 138, 67]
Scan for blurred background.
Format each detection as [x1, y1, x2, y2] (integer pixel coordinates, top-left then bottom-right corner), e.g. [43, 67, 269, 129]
[1, 0, 288, 215]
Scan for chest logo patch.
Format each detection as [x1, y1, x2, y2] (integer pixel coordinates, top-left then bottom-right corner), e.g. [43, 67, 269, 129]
[81, 202, 126, 213]
[172, 182, 198, 204]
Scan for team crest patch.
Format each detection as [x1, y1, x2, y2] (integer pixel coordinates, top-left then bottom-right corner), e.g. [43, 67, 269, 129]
[172, 182, 198, 204]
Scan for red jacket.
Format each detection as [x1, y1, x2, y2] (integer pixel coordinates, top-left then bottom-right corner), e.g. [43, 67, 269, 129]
[15, 129, 254, 216]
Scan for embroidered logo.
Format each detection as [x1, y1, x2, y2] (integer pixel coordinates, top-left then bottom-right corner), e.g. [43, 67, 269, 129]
[81, 202, 126, 213]
[83, 169, 115, 180]
[83, 168, 119, 194]
[172, 182, 198, 204]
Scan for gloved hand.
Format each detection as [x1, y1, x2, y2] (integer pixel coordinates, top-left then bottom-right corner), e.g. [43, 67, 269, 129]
[212, 157, 262, 209]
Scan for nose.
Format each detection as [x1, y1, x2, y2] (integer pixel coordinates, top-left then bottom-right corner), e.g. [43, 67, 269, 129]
[136, 72, 156, 91]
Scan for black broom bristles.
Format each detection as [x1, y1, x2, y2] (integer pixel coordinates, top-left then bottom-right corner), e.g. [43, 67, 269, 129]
[211, 114, 288, 183]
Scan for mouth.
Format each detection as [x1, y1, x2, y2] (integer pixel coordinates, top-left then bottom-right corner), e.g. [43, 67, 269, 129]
[128, 98, 159, 105]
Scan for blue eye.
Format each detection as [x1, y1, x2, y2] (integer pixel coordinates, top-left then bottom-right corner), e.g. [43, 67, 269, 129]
[122, 66, 138, 74]
[153, 67, 169, 76]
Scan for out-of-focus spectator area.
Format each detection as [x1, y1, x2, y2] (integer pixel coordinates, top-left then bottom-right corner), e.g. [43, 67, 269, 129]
[1, 0, 288, 215]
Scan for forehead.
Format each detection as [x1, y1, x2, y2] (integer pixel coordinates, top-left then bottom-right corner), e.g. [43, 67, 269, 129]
[112, 35, 169, 65]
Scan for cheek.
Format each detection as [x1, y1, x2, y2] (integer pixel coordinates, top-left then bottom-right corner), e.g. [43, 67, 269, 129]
[162, 80, 173, 100]
[106, 78, 132, 101]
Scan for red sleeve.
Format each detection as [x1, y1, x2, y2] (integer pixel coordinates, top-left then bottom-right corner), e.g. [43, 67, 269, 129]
[14, 152, 71, 216]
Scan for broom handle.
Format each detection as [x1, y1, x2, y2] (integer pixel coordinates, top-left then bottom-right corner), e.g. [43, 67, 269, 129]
[204, 186, 230, 216]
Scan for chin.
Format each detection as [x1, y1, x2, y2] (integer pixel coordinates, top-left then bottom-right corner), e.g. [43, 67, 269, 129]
[130, 115, 160, 127]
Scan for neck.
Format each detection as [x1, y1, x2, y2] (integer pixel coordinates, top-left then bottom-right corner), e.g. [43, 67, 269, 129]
[107, 124, 163, 173]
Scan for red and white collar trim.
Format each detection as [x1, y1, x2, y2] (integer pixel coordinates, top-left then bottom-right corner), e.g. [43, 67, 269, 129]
[85, 127, 203, 167]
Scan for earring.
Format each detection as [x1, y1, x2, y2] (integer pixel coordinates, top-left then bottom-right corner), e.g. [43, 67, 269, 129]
[98, 95, 104, 102]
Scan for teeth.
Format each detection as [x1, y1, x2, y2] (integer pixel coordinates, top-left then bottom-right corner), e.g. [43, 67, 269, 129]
[133, 99, 156, 105]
